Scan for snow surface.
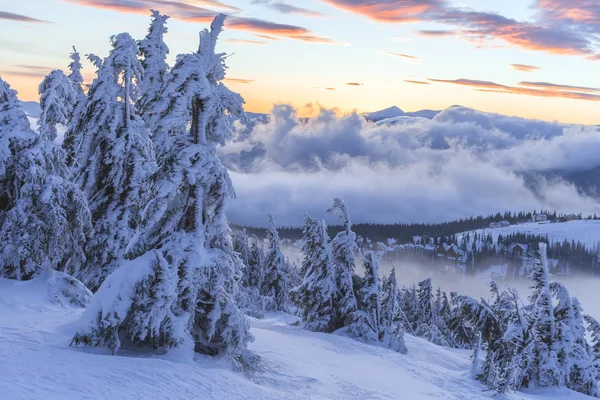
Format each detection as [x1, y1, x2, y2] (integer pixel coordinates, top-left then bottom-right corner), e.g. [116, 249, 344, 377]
[461, 220, 600, 250]
[0, 278, 592, 399]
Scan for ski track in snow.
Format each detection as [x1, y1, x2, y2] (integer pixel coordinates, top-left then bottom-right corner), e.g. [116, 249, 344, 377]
[0, 278, 592, 400]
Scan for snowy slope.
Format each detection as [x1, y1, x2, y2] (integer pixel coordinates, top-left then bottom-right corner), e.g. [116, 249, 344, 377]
[459, 220, 600, 249]
[0, 278, 592, 400]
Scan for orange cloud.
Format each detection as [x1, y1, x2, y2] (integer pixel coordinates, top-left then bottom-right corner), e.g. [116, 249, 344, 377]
[430, 77, 600, 101]
[346, 82, 364, 86]
[509, 64, 540, 72]
[404, 80, 430, 85]
[518, 81, 600, 93]
[254, 34, 280, 41]
[0, 11, 51, 23]
[418, 30, 455, 37]
[62, 1, 339, 44]
[224, 78, 254, 84]
[322, 0, 443, 22]
[225, 39, 266, 45]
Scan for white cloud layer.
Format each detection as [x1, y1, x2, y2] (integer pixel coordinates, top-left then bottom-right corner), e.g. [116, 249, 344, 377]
[223, 105, 600, 226]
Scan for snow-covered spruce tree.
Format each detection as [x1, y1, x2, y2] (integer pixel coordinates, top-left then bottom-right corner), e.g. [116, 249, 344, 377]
[584, 314, 600, 382]
[262, 214, 290, 312]
[62, 46, 88, 169]
[248, 235, 265, 289]
[295, 214, 337, 332]
[528, 243, 560, 387]
[327, 197, 358, 329]
[0, 73, 91, 279]
[137, 10, 170, 136]
[379, 265, 407, 353]
[72, 15, 253, 361]
[73, 33, 156, 291]
[550, 283, 598, 396]
[232, 229, 250, 285]
[351, 251, 383, 342]
[380, 266, 398, 328]
[234, 229, 265, 318]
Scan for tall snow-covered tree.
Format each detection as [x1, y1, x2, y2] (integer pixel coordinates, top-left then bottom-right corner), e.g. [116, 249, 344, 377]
[248, 235, 265, 289]
[380, 266, 398, 328]
[73, 33, 156, 290]
[0, 74, 91, 279]
[296, 214, 336, 332]
[529, 243, 560, 387]
[232, 229, 251, 285]
[137, 10, 170, 135]
[62, 46, 88, 169]
[352, 251, 382, 341]
[262, 214, 290, 312]
[72, 15, 253, 360]
[327, 197, 358, 329]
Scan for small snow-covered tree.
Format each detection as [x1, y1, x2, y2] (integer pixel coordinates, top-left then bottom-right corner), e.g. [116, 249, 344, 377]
[351, 251, 382, 342]
[62, 46, 88, 168]
[327, 197, 358, 329]
[74, 33, 156, 290]
[137, 10, 170, 135]
[0, 74, 91, 279]
[295, 214, 336, 332]
[232, 229, 250, 284]
[262, 214, 290, 312]
[248, 235, 265, 289]
[380, 266, 398, 328]
[72, 15, 253, 360]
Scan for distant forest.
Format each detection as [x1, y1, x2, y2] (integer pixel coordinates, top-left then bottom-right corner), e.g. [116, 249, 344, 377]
[235, 210, 594, 243]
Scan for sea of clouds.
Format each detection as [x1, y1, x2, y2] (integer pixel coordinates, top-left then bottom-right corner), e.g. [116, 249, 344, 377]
[222, 104, 600, 227]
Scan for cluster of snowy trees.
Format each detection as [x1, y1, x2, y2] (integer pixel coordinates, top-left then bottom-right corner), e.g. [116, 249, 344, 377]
[232, 199, 407, 353]
[455, 244, 600, 396]
[1, 11, 253, 362]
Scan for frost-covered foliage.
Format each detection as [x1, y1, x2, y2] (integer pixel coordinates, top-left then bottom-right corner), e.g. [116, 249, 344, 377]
[351, 251, 382, 342]
[262, 214, 290, 312]
[137, 10, 170, 131]
[379, 266, 407, 354]
[327, 197, 358, 329]
[72, 15, 253, 360]
[62, 47, 88, 168]
[295, 214, 336, 332]
[0, 75, 91, 280]
[74, 33, 156, 291]
[46, 270, 92, 308]
[451, 243, 599, 397]
[37, 70, 76, 141]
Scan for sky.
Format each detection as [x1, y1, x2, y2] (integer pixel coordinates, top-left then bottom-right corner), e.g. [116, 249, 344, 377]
[1, 0, 600, 124]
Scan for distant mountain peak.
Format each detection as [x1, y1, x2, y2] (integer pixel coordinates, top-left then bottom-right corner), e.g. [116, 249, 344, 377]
[363, 106, 405, 122]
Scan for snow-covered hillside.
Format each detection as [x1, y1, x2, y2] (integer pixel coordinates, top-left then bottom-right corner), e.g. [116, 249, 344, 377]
[0, 277, 591, 400]
[459, 220, 600, 249]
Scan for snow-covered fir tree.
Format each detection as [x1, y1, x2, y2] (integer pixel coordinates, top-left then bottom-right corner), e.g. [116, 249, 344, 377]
[380, 266, 398, 329]
[327, 197, 358, 329]
[262, 214, 290, 312]
[234, 229, 266, 318]
[351, 251, 382, 341]
[137, 10, 170, 136]
[72, 15, 253, 361]
[528, 243, 560, 387]
[73, 33, 156, 290]
[295, 214, 336, 332]
[248, 235, 265, 289]
[62, 46, 88, 169]
[0, 74, 91, 279]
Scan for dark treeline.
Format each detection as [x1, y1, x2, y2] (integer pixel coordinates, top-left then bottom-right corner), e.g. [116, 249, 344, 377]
[237, 209, 596, 243]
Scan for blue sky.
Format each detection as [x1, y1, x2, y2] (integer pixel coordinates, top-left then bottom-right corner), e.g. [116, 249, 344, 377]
[1, 0, 600, 124]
